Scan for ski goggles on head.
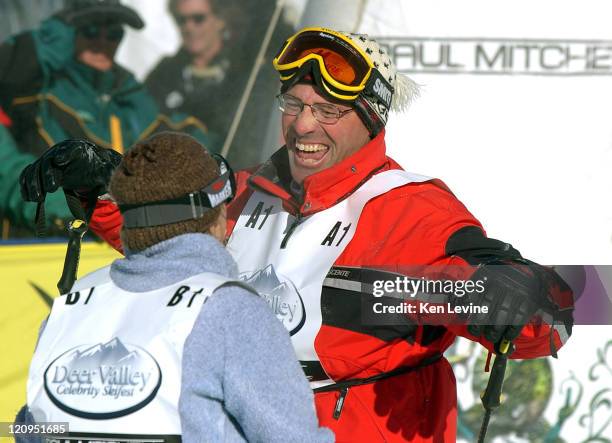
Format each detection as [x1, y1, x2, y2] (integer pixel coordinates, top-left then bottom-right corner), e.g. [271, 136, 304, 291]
[120, 154, 236, 229]
[273, 27, 375, 101]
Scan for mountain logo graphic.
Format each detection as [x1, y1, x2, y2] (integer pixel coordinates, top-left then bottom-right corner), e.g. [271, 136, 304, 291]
[240, 264, 306, 335]
[44, 338, 162, 419]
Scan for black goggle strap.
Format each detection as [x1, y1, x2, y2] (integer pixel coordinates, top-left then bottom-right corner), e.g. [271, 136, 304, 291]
[120, 154, 235, 229]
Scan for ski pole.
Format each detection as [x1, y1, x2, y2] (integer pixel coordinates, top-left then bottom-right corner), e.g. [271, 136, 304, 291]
[220, 0, 285, 157]
[56, 191, 93, 294]
[477, 338, 511, 443]
[57, 218, 87, 294]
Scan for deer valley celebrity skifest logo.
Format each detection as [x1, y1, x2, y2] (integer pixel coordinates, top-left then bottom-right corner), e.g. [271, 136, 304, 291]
[240, 264, 306, 335]
[44, 338, 161, 419]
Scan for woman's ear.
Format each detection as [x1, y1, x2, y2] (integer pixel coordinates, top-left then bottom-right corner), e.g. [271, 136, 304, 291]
[208, 204, 227, 243]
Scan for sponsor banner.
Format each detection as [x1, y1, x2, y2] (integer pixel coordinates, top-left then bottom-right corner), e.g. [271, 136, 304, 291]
[0, 242, 120, 422]
[378, 37, 612, 76]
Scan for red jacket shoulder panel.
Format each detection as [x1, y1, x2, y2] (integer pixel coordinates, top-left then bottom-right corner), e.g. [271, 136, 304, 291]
[336, 178, 484, 268]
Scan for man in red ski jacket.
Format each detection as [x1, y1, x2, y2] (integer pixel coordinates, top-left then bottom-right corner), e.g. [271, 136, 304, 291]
[20, 27, 574, 442]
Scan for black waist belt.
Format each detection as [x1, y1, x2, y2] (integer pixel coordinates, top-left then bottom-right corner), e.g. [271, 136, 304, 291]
[312, 353, 442, 420]
[313, 353, 442, 394]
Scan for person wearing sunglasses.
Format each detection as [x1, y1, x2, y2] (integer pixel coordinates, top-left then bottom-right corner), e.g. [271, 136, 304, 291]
[20, 27, 574, 442]
[74, 21, 126, 72]
[0, 0, 211, 238]
[145, 0, 229, 149]
[145, 0, 293, 167]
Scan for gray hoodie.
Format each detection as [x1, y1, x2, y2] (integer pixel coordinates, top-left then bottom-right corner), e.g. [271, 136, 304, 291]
[17, 233, 333, 443]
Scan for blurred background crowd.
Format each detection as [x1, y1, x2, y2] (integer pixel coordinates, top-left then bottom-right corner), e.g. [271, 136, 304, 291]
[0, 0, 297, 240]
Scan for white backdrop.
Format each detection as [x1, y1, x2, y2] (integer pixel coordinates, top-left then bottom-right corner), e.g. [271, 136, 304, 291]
[367, 0, 612, 266]
[361, 2, 612, 440]
[116, 0, 181, 79]
[365, 2, 611, 441]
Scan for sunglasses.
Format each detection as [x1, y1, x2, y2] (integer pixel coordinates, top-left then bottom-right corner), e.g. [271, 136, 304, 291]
[78, 24, 125, 42]
[175, 13, 208, 26]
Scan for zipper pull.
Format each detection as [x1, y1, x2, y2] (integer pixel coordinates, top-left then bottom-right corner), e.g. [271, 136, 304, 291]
[280, 215, 302, 249]
[333, 387, 349, 420]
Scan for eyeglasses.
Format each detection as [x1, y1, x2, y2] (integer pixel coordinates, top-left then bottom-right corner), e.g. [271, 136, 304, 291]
[277, 93, 353, 125]
[78, 24, 125, 42]
[176, 13, 208, 26]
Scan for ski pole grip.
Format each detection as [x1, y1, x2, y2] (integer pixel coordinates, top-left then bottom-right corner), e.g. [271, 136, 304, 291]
[498, 339, 511, 355]
[57, 219, 88, 294]
[480, 339, 511, 410]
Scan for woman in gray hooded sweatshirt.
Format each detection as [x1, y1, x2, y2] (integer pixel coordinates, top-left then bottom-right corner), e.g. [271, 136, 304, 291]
[19, 132, 334, 443]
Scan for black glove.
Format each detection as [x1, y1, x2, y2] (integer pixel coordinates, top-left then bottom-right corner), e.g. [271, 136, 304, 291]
[20, 139, 122, 203]
[465, 259, 551, 351]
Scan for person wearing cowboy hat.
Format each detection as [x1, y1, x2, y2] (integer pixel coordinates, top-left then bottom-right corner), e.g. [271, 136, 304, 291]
[0, 0, 210, 238]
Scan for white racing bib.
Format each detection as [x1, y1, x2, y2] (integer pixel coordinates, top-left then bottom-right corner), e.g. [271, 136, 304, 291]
[226, 170, 429, 388]
[27, 269, 237, 441]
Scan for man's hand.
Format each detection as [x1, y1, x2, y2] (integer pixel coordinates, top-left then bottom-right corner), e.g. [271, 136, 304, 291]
[465, 260, 550, 351]
[20, 139, 122, 203]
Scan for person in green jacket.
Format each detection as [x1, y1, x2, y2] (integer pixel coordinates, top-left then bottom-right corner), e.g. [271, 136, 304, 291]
[0, 0, 212, 238]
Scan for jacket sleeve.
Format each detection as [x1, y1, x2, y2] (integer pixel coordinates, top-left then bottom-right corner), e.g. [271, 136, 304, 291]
[180, 286, 334, 443]
[0, 18, 75, 109]
[0, 19, 76, 231]
[358, 180, 573, 360]
[443, 226, 574, 359]
[0, 125, 71, 228]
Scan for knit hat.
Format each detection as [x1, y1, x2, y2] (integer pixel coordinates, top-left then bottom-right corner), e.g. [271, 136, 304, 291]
[110, 132, 221, 252]
[346, 32, 419, 135]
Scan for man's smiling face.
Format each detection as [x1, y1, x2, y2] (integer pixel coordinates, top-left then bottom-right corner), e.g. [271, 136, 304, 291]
[282, 83, 370, 184]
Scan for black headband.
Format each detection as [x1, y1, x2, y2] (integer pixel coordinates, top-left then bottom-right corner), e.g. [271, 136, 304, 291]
[119, 154, 236, 229]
